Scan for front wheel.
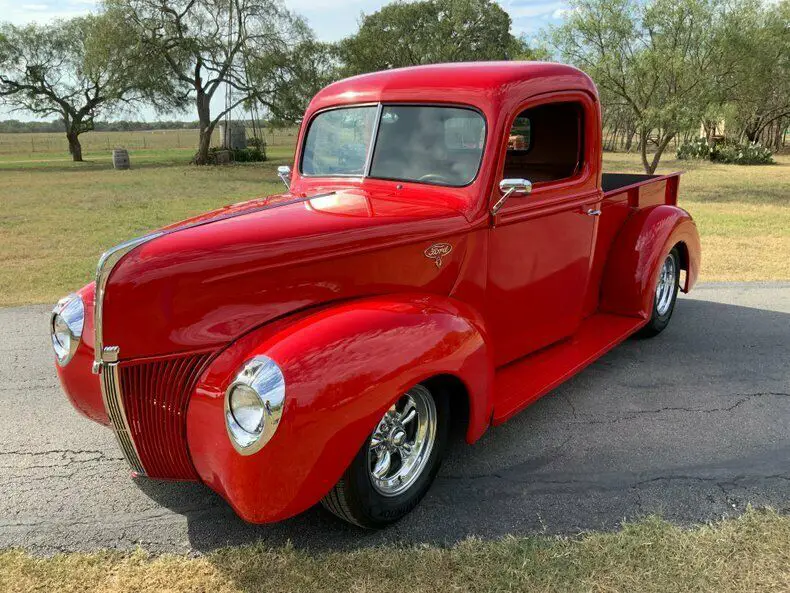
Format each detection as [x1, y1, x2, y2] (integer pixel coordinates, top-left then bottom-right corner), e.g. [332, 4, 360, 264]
[321, 383, 449, 528]
[636, 246, 681, 338]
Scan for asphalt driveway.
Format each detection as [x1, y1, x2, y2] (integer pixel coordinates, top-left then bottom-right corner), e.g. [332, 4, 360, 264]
[1, 283, 788, 554]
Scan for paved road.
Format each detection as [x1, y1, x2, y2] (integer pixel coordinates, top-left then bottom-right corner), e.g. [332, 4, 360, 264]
[1, 283, 788, 555]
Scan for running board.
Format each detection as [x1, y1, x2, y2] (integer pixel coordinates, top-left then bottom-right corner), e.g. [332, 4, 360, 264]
[493, 313, 647, 424]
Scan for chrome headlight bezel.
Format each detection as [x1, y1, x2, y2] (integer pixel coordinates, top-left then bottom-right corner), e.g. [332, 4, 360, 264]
[50, 293, 85, 367]
[224, 355, 285, 455]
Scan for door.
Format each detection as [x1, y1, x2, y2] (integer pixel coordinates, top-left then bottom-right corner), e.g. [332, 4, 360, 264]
[487, 96, 601, 367]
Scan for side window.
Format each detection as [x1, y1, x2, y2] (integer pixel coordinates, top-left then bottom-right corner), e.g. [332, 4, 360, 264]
[508, 115, 531, 151]
[503, 102, 582, 184]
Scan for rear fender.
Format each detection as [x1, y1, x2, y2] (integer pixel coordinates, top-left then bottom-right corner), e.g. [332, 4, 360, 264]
[600, 205, 701, 318]
[186, 294, 492, 523]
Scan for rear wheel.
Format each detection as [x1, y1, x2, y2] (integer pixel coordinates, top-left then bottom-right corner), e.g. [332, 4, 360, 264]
[321, 383, 449, 528]
[636, 246, 681, 338]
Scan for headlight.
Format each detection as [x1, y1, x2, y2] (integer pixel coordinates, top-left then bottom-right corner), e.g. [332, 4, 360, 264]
[225, 355, 285, 455]
[50, 294, 84, 366]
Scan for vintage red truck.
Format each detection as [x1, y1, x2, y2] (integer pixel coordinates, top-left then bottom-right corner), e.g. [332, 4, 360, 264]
[51, 62, 700, 528]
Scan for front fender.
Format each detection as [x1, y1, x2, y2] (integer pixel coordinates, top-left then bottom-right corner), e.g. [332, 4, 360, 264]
[186, 294, 492, 523]
[600, 205, 701, 319]
[55, 283, 109, 426]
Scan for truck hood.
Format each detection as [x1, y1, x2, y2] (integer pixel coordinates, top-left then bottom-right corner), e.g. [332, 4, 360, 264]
[101, 186, 474, 360]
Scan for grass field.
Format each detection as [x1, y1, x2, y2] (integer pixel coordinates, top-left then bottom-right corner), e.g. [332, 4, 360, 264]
[1, 130, 788, 307]
[2, 508, 789, 593]
[0, 127, 299, 160]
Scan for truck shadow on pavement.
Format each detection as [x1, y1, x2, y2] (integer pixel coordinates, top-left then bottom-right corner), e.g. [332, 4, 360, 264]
[135, 296, 790, 553]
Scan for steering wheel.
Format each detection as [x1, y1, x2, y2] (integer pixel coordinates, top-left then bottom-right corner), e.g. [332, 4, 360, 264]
[418, 173, 454, 185]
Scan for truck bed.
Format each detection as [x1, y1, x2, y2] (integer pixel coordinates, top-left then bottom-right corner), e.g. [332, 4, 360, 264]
[601, 172, 681, 205]
[601, 173, 659, 193]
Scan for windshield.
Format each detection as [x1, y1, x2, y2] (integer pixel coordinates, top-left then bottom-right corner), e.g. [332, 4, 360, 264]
[301, 106, 377, 177]
[301, 104, 485, 187]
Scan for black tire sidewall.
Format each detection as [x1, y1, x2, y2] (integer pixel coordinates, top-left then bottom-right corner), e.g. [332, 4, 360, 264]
[343, 387, 450, 528]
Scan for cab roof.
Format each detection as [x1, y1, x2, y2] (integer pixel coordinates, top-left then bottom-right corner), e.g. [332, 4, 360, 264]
[307, 61, 597, 115]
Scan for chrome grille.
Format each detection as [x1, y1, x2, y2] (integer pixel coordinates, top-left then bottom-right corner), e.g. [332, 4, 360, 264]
[118, 353, 210, 480]
[100, 362, 146, 475]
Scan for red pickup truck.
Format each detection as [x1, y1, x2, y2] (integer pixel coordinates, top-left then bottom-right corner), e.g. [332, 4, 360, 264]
[51, 62, 700, 529]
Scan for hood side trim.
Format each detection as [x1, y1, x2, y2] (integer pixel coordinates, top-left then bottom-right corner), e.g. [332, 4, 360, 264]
[93, 233, 164, 373]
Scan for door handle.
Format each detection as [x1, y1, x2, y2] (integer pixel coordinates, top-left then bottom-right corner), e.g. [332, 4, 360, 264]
[586, 208, 601, 216]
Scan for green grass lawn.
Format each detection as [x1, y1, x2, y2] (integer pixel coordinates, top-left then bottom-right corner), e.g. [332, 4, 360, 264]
[1, 140, 788, 307]
[2, 509, 789, 593]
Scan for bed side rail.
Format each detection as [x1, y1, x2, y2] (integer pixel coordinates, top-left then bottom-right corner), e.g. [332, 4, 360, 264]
[601, 171, 682, 207]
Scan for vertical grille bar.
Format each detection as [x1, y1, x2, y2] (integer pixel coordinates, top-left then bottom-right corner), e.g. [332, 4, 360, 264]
[118, 353, 212, 480]
[100, 362, 146, 475]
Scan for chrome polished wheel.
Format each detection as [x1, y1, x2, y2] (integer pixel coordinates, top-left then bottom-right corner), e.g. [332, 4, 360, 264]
[655, 253, 678, 316]
[367, 385, 437, 497]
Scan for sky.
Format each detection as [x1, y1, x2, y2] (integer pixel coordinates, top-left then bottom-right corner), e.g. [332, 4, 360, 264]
[0, 0, 569, 121]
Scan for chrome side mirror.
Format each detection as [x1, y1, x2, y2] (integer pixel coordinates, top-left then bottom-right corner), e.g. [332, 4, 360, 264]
[492, 178, 532, 215]
[277, 165, 292, 189]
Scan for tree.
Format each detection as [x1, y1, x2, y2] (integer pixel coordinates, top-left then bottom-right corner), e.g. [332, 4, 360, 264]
[338, 0, 545, 76]
[716, 0, 790, 149]
[549, 0, 725, 173]
[0, 13, 176, 161]
[246, 39, 340, 125]
[110, 0, 313, 164]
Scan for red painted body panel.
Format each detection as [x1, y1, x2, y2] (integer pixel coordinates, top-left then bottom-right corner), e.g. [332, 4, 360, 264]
[53, 62, 702, 523]
[584, 191, 631, 317]
[488, 205, 597, 365]
[186, 295, 491, 523]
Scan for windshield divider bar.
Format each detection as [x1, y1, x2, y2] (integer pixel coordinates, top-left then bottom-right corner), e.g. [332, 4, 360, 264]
[363, 103, 383, 178]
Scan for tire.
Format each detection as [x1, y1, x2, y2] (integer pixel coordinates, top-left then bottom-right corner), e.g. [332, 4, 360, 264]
[321, 383, 449, 528]
[636, 246, 681, 338]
